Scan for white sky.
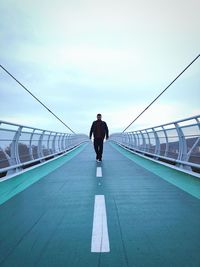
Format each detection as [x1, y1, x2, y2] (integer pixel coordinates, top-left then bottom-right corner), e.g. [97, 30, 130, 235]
[0, 0, 200, 134]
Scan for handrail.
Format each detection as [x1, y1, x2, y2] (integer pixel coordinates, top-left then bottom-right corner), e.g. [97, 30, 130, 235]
[110, 115, 200, 173]
[133, 115, 200, 132]
[0, 120, 89, 177]
[0, 120, 64, 133]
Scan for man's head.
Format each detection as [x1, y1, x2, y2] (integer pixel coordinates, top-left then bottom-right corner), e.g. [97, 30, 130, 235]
[97, 113, 102, 120]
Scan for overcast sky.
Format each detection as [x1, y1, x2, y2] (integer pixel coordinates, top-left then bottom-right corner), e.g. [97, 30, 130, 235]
[0, 0, 200, 134]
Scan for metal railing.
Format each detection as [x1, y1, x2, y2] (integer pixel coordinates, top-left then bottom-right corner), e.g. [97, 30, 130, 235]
[0, 120, 89, 177]
[110, 115, 200, 173]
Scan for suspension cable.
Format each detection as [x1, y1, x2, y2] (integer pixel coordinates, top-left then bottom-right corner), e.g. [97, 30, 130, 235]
[122, 54, 200, 133]
[0, 65, 75, 134]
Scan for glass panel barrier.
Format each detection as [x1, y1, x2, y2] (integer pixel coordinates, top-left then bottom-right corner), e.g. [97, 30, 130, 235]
[110, 115, 200, 173]
[0, 121, 89, 177]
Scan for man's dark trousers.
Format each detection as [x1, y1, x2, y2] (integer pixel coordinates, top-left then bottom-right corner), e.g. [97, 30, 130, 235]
[94, 138, 104, 160]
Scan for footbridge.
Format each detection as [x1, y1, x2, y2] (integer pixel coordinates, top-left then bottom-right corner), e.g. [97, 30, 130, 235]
[0, 115, 200, 267]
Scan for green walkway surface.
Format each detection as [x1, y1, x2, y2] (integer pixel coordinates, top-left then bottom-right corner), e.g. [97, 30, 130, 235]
[0, 142, 200, 267]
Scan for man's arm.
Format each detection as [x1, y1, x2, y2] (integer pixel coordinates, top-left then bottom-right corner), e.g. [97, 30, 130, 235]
[104, 122, 109, 139]
[89, 122, 94, 139]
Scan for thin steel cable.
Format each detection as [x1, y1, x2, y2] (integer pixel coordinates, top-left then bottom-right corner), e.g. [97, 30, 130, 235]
[123, 54, 200, 132]
[0, 65, 75, 134]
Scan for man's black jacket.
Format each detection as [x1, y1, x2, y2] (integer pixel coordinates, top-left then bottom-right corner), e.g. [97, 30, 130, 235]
[89, 120, 109, 139]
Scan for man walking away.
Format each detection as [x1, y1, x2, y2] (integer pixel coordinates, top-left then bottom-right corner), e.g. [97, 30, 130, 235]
[89, 114, 109, 162]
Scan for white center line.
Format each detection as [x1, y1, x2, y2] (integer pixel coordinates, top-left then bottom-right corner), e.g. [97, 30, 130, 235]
[91, 195, 110, 253]
[96, 167, 102, 177]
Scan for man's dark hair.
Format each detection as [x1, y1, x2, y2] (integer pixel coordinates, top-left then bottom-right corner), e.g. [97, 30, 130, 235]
[97, 113, 102, 116]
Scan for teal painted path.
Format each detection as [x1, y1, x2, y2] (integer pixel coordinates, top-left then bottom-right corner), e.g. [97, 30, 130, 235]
[110, 142, 200, 199]
[0, 142, 200, 267]
[0, 144, 88, 205]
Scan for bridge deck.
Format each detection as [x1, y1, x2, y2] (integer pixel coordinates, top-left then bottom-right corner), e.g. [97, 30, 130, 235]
[0, 142, 200, 267]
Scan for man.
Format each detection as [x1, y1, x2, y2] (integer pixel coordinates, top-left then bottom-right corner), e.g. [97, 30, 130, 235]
[89, 114, 109, 162]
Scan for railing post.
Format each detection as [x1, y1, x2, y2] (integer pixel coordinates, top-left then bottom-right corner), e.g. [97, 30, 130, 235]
[47, 132, 52, 155]
[58, 134, 62, 152]
[69, 134, 72, 148]
[186, 117, 200, 161]
[64, 134, 69, 150]
[52, 133, 58, 153]
[37, 130, 45, 160]
[145, 130, 151, 153]
[61, 134, 66, 151]
[72, 135, 76, 147]
[130, 132, 134, 148]
[175, 123, 189, 169]
[135, 132, 139, 149]
[9, 126, 23, 172]
[124, 133, 127, 145]
[29, 129, 35, 160]
[119, 134, 121, 144]
[162, 126, 169, 157]
[140, 130, 146, 152]
[152, 128, 160, 156]
[121, 133, 125, 145]
[132, 132, 137, 149]
[68, 134, 72, 149]
[127, 133, 131, 147]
